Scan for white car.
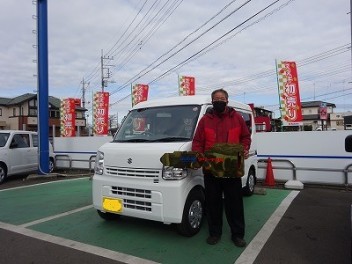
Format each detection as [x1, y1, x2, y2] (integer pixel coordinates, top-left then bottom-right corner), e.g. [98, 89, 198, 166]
[0, 130, 55, 184]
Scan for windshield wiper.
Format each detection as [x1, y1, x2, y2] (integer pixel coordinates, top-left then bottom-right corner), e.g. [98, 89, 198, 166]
[116, 138, 153, 142]
[153, 137, 190, 142]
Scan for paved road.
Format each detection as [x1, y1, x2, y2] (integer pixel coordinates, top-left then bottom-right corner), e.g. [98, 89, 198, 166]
[0, 175, 351, 264]
[252, 186, 352, 264]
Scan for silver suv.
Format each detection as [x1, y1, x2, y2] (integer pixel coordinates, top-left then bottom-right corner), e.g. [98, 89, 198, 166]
[0, 130, 55, 184]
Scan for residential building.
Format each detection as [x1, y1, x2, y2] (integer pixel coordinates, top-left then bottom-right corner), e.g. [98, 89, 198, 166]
[0, 93, 87, 136]
[301, 101, 342, 130]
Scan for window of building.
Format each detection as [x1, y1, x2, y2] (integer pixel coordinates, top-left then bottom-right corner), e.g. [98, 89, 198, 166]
[29, 109, 37, 116]
[76, 112, 84, 118]
[29, 99, 37, 107]
[0, 108, 2, 116]
[50, 110, 60, 118]
[13, 108, 16, 116]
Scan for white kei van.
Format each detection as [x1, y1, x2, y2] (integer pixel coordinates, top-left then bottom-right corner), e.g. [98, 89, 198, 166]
[92, 95, 257, 237]
[0, 130, 55, 184]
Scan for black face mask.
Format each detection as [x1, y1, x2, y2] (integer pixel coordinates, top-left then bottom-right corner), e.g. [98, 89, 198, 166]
[212, 101, 227, 113]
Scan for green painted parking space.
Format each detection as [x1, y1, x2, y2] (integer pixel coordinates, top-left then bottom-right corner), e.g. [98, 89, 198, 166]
[0, 178, 291, 263]
[0, 178, 91, 225]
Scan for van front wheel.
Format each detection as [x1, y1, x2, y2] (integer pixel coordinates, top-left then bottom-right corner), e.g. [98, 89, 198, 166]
[177, 188, 205, 237]
[0, 164, 7, 184]
[243, 169, 256, 196]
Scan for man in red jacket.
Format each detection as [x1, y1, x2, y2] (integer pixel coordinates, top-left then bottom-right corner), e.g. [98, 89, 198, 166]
[192, 89, 251, 247]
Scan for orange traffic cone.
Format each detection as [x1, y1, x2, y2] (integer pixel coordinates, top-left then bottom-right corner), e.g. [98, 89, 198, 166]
[264, 157, 275, 186]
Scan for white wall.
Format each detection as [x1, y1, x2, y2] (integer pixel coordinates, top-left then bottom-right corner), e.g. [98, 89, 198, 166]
[256, 131, 352, 185]
[53, 136, 112, 169]
[53, 131, 352, 186]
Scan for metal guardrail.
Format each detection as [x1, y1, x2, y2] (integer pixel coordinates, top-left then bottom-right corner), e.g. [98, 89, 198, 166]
[55, 154, 96, 171]
[258, 158, 352, 190]
[258, 158, 297, 180]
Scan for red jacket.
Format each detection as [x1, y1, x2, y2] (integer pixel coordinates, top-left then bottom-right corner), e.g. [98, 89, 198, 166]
[192, 107, 251, 153]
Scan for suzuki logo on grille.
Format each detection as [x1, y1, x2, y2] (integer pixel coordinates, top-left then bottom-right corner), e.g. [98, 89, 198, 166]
[127, 158, 132, 164]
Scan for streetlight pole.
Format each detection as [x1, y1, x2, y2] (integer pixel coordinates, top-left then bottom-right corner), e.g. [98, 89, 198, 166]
[350, 0, 352, 79]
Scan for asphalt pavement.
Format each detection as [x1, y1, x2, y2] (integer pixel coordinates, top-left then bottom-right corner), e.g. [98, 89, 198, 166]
[0, 175, 351, 264]
[252, 185, 352, 264]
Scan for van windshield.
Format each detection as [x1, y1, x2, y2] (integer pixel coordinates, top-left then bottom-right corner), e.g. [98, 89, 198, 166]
[114, 105, 201, 142]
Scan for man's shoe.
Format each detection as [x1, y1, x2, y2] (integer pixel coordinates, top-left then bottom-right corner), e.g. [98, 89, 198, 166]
[206, 236, 221, 245]
[232, 237, 246, 247]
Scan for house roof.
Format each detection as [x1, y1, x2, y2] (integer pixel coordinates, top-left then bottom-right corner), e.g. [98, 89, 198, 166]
[301, 101, 336, 108]
[0, 93, 87, 111]
[0, 97, 11, 105]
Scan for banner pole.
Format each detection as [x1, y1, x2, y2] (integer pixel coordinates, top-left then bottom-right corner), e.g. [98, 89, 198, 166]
[177, 74, 180, 96]
[275, 59, 283, 131]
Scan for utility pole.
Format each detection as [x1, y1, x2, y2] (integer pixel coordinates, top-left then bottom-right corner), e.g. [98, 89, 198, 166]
[100, 49, 114, 92]
[81, 78, 89, 108]
[350, 0, 352, 79]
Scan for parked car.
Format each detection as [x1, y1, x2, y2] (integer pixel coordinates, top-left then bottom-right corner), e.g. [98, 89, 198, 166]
[0, 130, 55, 184]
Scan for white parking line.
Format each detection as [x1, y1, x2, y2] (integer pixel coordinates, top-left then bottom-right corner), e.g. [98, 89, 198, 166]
[0, 177, 89, 192]
[0, 221, 159, 264]
[235, 190, 300, 264]
[20, 205, 94, 228]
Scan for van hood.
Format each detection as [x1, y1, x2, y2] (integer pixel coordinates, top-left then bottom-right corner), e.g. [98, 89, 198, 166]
[100, 141, 192, 168]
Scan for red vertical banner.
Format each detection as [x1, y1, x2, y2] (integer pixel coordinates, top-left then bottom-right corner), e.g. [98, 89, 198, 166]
[74, 98, 81, 107]
[93, 92, 109, 135]
[131, 84, 149, 107]
[319, 103, 328, 120]
[276, 61, 303, 126]
[179, 76, 195, 96]
[60, 98, 76, 137]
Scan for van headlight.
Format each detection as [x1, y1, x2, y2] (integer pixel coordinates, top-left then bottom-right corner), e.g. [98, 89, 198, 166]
[94, 151, 104, 175]
[162, 166, 188, 180]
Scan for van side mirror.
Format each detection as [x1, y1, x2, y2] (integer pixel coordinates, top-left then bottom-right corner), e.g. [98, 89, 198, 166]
[345, 135, 352, 152]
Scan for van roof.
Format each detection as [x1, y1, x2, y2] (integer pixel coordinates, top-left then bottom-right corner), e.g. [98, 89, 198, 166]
[132, 95, 252, 112]
[0, 130, 37, 134]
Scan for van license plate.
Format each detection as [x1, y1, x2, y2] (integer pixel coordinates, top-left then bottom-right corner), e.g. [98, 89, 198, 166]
[102, 197, 123, 213]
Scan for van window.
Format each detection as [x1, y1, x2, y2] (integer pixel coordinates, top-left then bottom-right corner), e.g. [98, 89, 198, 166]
[32, 134, 38, 147]
[238, 111, 252, 133]
[115, 105, 201, 142]
[0, 133, 9, 147]
[11, 134, 30, 148]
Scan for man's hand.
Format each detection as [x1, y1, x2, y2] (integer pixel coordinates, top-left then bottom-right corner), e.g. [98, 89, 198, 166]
[244, 149, 249, 159]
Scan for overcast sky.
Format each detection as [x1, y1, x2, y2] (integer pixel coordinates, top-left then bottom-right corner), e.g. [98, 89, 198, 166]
[1, 0, 351, 123]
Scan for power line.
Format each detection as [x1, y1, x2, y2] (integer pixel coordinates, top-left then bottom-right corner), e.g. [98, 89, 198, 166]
[112, 0, 241, 87]
[109, 0, 253, 97]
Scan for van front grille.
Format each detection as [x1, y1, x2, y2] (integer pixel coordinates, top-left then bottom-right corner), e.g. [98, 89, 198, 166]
[111, 186, 151, 199]
[106, 167, 160, 179]
[110, 186, 152, 211]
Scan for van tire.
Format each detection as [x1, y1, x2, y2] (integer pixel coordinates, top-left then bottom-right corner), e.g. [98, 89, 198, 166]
[177, 188, 204, 237]
[97, 210, 121, 221]
[49, 158, 55, 173]
[243, 168, 256, 196]
[0, 164, 7, 184]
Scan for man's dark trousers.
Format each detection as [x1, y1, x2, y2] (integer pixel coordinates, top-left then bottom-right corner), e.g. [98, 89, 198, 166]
[204, 174, 245, 239]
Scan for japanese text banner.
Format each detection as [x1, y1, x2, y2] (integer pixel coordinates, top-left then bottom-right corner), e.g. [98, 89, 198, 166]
[93, 92, 109, 136]
[60, 98, 76, 137]
[179, 76, 195, 96]
[132, 84, 149, 107]
[276, 61, 303, 126]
